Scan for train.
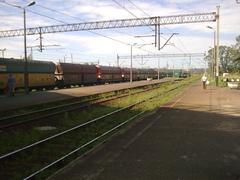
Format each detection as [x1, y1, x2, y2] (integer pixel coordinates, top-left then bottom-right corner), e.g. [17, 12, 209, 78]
[0, 58, 190, 93]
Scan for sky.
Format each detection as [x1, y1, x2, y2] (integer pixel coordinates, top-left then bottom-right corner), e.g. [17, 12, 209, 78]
[0, 0, 240, 69]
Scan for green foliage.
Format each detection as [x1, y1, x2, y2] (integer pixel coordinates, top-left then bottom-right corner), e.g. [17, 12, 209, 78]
[205, 35, 240, 73]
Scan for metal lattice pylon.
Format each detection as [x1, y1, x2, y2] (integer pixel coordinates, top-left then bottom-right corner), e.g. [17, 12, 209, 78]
[0, 12, 216, 38]
[118, 53, 205, 60]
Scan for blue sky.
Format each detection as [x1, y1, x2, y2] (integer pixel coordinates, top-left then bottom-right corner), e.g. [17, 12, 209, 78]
[0, 0, 239, 69]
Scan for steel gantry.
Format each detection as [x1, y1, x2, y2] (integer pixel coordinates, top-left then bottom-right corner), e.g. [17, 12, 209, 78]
[0, 12, 216, 38]
[117, 53, 205, 60]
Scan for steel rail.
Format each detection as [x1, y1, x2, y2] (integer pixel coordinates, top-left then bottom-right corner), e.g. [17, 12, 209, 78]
[0, 98, 142, 160]
[0, 80, 168, 122]
[0, 80, 169, 129]
[0, 80, 175, 160]
[0, 93, 126, 129]
[24, 85, 181, 179]
[23, 111, 146, 180]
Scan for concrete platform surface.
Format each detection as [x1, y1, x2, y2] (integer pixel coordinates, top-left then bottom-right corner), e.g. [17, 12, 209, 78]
[0, 79, 169, 112]
[50, 82, 240, 180]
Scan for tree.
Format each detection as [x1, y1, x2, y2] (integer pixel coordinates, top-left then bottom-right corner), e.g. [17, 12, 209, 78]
[205, 35, 240, 74]
[204, 47, 215, 75]
[233, 35, 240, 72]
[235, 35, 240, 50]
[219, 46, 235, 72]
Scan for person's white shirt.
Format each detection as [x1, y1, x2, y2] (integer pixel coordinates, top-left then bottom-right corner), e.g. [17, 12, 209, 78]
[201, 75, 207, 82]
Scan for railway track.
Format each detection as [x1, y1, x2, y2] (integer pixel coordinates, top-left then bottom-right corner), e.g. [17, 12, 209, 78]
[0, 80, 173, 130]
[0, 77, 196, 179]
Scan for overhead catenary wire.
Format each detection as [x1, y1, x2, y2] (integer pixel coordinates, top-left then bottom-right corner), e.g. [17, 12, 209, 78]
[111, 0, 155, 32]
[112, 0, 187, 61]
[1, 0, 153, 55]
[110, 0, 157, 54]
[35, 2, 146, 39]
[21, 0, 151, 51]
[126, 0, 189, 54]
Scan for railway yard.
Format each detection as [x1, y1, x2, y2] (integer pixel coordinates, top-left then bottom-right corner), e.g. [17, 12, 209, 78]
[0, 76, 197, 179]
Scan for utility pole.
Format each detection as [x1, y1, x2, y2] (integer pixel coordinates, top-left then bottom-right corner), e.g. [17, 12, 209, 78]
[214, 31, 217, 78]
[207, 26, 216, 79]
[6, 1, 36, 94]
[39, 27, 43, 52]
[172, 65, 175, 77]
[157, 58, 160, 80]
[216, 6, 220, 86]
[0, 48, 6, 58]
[130, 45, 133, 83]
[117, 54, 119, 67]
[30, 47, 33, 60]
[189, 55, 192, 75]
[71, 53, 73, 63]
[158, 23, 160, 50]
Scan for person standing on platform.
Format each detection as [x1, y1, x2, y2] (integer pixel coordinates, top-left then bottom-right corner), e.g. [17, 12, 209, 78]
[201, 73, 208, 89]
[7, 73, 16, 96]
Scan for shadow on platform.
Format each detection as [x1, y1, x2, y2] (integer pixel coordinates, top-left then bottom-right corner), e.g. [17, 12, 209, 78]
[49, 105, 240, 180]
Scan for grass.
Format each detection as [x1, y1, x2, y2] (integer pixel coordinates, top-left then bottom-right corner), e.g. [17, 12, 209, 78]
[0, 76, 199, 179]
[0, 82, 164, 118]
[208, 73, 240, 88]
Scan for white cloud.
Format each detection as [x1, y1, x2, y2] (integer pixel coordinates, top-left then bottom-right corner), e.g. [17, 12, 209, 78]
[0, 0, 239, 68]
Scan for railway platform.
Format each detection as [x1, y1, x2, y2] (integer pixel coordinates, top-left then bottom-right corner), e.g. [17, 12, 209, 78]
[0, 79, 169, 112]
[50, 82, 240, 180]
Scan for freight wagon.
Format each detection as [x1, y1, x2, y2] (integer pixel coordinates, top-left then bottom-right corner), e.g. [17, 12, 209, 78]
[96, 65, 122, 83]
[121, 68, 138, 82]
[0, 58, 55, 93]
[0, 58, 188, 94]
[138, 68, 157, 80]
[55, 63, 97, 87]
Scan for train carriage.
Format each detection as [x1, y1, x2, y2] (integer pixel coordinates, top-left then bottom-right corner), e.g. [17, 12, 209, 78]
[97, 66, 122, 83]
[55, 63, 98, 87]
[138, 68, 156, 80]
[0, 58, 55, 93]
[0, 58, 185, 94]
[111, 67, 122, 82]
[55, 63, 82, 87]
[82, 64, 98, 83]
[121, 68, 138, 81]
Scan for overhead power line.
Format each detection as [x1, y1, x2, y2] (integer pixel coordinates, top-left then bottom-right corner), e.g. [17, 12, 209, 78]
[126, 0, 189, 53]
[112, 0, 154, 33]
[27, 9, 65, 24]
[112, 0, 139, 19]
[127, 0, 151, 17]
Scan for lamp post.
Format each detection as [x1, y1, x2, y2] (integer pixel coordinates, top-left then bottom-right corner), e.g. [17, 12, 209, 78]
[157, 58, 160, 80]
[0, 48, 6, 58]
[7, 1, 36, 94]
[216, 6, 220, 87]
[130, 45, 133, 83]
[207, 25, 217, 85]
[130, 43, 138, 83]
